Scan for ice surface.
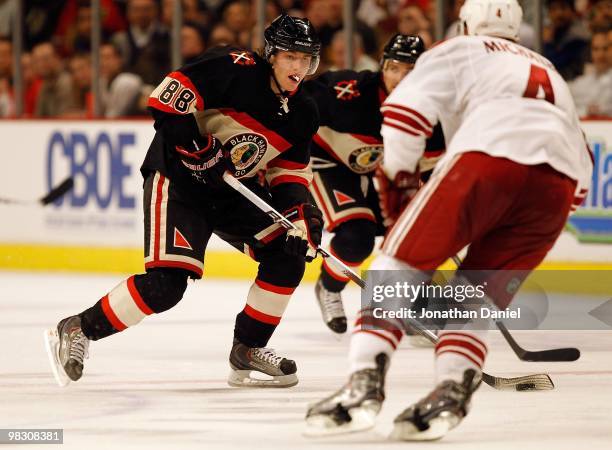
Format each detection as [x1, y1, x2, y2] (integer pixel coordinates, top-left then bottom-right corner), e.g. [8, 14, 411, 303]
[1, 271, 611, 449]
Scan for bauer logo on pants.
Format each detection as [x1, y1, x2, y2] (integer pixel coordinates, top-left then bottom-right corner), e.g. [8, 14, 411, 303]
[225, 133, 268, 177]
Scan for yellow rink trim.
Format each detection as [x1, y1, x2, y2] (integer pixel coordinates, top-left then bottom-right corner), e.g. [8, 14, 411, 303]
[0, 244, 611, 293]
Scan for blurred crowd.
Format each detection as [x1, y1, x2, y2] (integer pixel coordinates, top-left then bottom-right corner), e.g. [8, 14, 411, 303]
[0, 0, 610, 119]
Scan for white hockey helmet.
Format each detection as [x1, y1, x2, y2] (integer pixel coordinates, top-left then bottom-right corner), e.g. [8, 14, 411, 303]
[459, 0, 523, 41]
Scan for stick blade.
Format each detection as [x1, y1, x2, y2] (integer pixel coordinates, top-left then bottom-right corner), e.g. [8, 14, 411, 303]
[522, 347, 581, 362]
[482, 372, 555, 391]
[40, 178, 74, 205]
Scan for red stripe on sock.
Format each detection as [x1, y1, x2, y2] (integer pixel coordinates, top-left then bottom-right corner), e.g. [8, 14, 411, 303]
[438, 332, 488, 353]
[100, 294, 127, 331]
[436, 339, 486, 362]
[354, 316, 403, 341]
[255, 279, 295, 295]
[353, 329, 397, 349]
[127, 276, 154, 315]
[436, 348, 483, 368]
[243, 304, 281, 325]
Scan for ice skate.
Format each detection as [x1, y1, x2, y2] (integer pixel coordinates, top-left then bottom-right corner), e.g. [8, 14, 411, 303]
[44, 315, 90, 387]
[315, 278, 347, 334]
[228, 339, 298, 388]
[390, 369, 480, 441]
[304, 353, 388, 436]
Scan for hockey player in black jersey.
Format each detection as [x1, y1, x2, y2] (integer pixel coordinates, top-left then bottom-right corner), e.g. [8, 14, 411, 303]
[44, 15, 324, 388]
[303, 34, 444, 333]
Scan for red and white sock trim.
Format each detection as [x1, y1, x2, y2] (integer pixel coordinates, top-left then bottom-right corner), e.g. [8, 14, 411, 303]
[101, 276, 153, 331]
[435, 331, 488, 369]
[243, 279, 294, 325]
[353, 309, 403, 349]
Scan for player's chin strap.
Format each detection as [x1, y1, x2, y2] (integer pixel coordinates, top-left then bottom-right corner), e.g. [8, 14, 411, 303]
[270, 72, 290, 113]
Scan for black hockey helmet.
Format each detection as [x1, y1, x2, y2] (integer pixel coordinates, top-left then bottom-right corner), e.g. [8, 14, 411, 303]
[382, 34, 425, 65]
[264, 14, 321, 75]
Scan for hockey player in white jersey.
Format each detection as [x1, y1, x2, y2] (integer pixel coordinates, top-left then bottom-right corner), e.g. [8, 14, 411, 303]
[305, 0, 593, 441]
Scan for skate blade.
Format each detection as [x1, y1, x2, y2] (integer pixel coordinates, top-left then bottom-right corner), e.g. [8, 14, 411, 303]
[303, 407, 377, 437]
[227, 369, 298, 388]
[43, 328, 70, 387]
[390, 413, 460, 441]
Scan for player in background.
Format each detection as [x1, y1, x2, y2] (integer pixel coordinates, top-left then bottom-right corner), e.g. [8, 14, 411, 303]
[306, 0, 592, 440]
[45, 14, 324, 389]
[302, 34, 444, 333]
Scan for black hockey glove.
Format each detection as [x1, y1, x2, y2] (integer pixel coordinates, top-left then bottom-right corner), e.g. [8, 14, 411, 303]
[174, 134, 228, 187]
[283, 203, 323, 262]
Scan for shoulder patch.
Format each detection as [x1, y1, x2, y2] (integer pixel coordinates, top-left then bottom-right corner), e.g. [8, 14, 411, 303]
[229, 50, 256, 66]
[334, 80, 360, 100]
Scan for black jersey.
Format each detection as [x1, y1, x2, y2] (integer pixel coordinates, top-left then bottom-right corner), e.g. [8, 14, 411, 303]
[303, 69, 445, 174]
[142, 46, 319, 211]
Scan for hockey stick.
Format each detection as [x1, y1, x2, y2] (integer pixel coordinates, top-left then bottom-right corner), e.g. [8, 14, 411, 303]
[222, 172, 554, 392]
[450, 255, 580, 362]
[0, 177, 74, 206]
[222, 173, 364, 287]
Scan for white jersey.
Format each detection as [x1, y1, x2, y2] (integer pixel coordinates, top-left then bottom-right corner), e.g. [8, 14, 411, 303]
[380, 35, 593, 194]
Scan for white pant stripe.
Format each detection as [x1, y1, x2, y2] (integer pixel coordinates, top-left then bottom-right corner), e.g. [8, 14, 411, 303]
[383, 155, 460, 256]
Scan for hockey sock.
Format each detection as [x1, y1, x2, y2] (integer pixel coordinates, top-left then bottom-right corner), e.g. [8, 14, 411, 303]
[435, 330, 488, 384]
[234, 279, 294, 348]
[79, 269, 188, 340]
[349, 308, 403, 373]
[80, 275, 154, 340]
[435, 276, 490, 383]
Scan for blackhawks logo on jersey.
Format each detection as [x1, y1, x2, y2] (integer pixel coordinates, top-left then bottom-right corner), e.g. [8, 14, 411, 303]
[225, 132, 268, 177]
[334, 80, 360, 100]
[349, 146, 384, 174]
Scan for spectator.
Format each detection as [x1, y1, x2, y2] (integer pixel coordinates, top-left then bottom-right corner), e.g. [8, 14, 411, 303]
[208, 23, 239, 47]
[0, 0, 15, 39]
[67, 53, 92, 117]
[398, 4, 430, 33]
[31, 42, 75, 117]
[54, 0, 127, 56]
[111, 0, 170, 85]
[161, 0, 213, 29]
[588, 0, 612, 31]
[219, 0, 252, 47]
[327, 30, 379, 72]
[181, 22, 207, 64]
[99, 43, 144, 117]
[570, 28, 612, 116]
[22, 52, 43, 117]
[445, 0, 535, 49]
[220, 0, 251, 34]
[0, 36, 11, 80]
[397, 3, 433, 46]
[544, 0, 591, 80]
[0, 36, 12, 117]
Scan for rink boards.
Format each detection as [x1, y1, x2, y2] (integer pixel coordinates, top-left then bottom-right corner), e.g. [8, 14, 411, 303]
[0, 119, 610, 277]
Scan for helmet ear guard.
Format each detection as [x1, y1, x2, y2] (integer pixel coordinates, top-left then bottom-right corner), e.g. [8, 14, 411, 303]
[459, 0, 523, 41]
[264, 14, 322, 75]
